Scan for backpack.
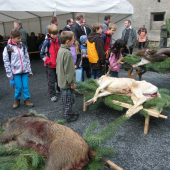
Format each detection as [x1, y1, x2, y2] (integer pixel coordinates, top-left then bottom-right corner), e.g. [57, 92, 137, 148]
[39, 39, 51, 57]
[105, 48, 111, 65]
[6, 44, 26, 62]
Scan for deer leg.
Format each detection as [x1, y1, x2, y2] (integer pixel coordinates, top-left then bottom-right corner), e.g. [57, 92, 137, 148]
[86, 81, 112, 105]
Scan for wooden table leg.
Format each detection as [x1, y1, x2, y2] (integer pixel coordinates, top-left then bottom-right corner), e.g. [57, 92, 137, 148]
[83, 96, 87, 112]
[144, 115, 150, 135]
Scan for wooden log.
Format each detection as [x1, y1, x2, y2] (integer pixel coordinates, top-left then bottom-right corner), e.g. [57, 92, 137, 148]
[83, 96, 87, 112]
[144, 116, 150, 135]
[106, 160, 123, 170]
[28, 51, 40, 54]
[112, 100, 167, 119]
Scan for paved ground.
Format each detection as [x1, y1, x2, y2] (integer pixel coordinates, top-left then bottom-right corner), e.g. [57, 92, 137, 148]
[0, 47, 170, 170]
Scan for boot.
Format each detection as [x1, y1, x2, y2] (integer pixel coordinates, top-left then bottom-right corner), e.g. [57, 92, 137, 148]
[24, 98, 34, 107]
[13, 99, 20, 109]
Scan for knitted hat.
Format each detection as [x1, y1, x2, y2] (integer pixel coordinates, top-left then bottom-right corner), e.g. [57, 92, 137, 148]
[80, 35, 87, 44]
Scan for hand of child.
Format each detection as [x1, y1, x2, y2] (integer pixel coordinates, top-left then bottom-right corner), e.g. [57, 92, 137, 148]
[86, 55, 88, 58]
[74, 65, 78, 69]
[9, 79, 15, 86]
[28, 74, 33, 77]
[146, 49, 150, 53]
[83, 55, 86, 58]
[71, 84, 76, 89]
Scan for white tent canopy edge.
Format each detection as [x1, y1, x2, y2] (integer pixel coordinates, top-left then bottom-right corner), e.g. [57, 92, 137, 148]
[0, 0, 133, 41]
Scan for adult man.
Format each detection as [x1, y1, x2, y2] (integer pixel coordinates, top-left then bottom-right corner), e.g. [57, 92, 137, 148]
[14, 20, 27, 45]
[71, 13, 85, 43]
[81, 19, 91, 36]
[102, 15, 112, 32]
[121, 20, 137, 54]
[63, 18, 74, 31]
[159, 21, 168, 48]
[45, 16, 61, 45]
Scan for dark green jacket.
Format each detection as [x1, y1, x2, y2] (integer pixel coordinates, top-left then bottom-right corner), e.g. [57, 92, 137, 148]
[121, 27, 137, 48]
[56, 44, 76, 89]
[18, 27, 27, 45]
[160, 25, 168, 38]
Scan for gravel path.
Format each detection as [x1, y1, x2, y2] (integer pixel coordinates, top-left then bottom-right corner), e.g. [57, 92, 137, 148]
[0, 49, 170, 170]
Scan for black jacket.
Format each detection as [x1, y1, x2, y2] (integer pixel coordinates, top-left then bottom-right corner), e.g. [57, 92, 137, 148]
[87, 32, 105, 69]
[63, 25, 72, 31]
[72, 22, 85, 44]
[85, 26, 91, 36]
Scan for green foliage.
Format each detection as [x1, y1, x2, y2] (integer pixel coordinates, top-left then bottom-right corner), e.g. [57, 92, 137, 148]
[82, 116, 127, 170]
[0, 145, 46, 170]
[123, 55, 170, 73]
[29, 109, 48, 119]
[150, 45, 159, 50]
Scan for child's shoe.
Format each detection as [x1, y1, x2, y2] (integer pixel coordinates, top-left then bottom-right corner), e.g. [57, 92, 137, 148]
[24, 98, 34, 107]
[51, 96, 57, 102]
[13, 99, 20, 109]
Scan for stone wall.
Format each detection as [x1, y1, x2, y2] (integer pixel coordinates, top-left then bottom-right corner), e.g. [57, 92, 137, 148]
[127, 0, 170, 44]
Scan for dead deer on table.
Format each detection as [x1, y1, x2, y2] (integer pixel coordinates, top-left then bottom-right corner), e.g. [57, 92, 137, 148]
[86, 58, 161, 117]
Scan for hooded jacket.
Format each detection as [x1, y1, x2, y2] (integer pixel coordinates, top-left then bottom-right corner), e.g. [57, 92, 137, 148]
[87, 32, 105, 69]
[40, 34, 60, 68]
[3, 40, 32, 80]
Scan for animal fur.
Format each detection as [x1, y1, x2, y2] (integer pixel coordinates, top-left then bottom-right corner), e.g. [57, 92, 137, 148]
[86, 76, 161, 117]
[132, 48, 170, 68]
[0, 113, 93, 170]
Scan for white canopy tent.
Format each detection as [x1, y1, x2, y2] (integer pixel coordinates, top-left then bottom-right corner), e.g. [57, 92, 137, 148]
[0, 0, 133, 41]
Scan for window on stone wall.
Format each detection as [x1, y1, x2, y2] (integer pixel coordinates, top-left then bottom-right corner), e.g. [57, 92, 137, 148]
[150, 12, 165, 30]
[153, 13, 164, 21]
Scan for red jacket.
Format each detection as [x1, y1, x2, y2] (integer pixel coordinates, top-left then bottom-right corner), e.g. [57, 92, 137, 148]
[40, 34, 60, 68]
[103, 31, 111, 51]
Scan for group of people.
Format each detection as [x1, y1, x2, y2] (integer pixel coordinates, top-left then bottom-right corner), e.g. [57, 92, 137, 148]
[3, 13, 139, 123]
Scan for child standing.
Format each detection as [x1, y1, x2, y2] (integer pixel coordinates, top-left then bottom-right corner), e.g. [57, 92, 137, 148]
[40, 25, 60, 102]
[56, 31, 78, 123]
[102, 23, 117, 51]
[70, 35, 82, 69]
[87, 22, 105, 79]
[80, 35, 91, 81]
[3, 29, 33, 109]
[108, 39, 125, 77]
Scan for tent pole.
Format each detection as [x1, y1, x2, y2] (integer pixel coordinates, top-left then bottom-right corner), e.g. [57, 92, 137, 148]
[53, 12, 56, 16]
[39, 17, 42, 33]
[72, 12, 75, 20]
[2, 22, 6, 37]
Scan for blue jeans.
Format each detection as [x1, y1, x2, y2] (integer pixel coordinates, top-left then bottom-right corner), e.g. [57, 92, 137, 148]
[110, 71, 118, 78]
[91, 69, 102, 79]
[13, 73, 30, 100]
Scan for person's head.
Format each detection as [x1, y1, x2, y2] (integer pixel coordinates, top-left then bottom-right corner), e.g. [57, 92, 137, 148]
[60, 31, 74, 47]
[125, 20, 131, 28]
[91, 22, 103, 34]
[10, 29, 22, 44]
[48, 25, 58, 39]
[141, 25, 145, 29]
[80, 35, 87, 45]
[14, 20, 22, 29]
[50, 16, 58, 26]
[59, 30, 63, 35]
[104, 15, 111, 23]
[67, 18, 74, 26]
[30, 32, 35, 37]
[75, 13, 84, 23]
[81, 19, 86, 27]
[112, 39, 126, 58]
[164, 21, 166, 25]
[108, 23, 117, 35]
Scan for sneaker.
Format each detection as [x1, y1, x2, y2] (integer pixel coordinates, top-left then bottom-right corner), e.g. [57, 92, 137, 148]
[51, 96, 57, 102]
[24, 98, 34, 107]
[66, 114, 79, 123]
[13, 99, 20, 109]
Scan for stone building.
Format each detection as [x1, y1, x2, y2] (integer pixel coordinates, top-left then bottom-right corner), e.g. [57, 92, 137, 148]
[127, 0, 170, 46]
